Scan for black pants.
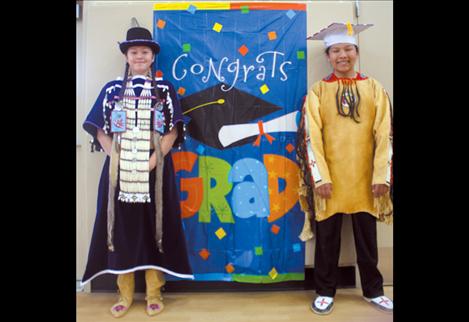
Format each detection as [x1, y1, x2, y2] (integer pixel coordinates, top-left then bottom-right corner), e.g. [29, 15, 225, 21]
[314, 212, 384, 298]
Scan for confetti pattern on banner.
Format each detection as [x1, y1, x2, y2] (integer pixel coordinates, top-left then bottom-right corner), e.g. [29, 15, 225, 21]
[255, 246, 263, 256]
[177, 87, 186, 95]
[297, 50, 305, 60]
[271, 224, 280, 235]
[196, 145, 205, 155]
[212, 22, 223, 32]
[269, 267, 278, 280]
[215, 227, 227, 240]
[154, 2, 307, 283]
[225, 263, 235, 273]
[260, 84, 270, 94]
[187, 4, 197, 14]
[183, 43, 191, 53]
[157, 19, 166, 29]
[286, 143, 295, 153]
[286, 9, 296, 19]
[238, 44, 249, 56]
[292, 243, 301, 253]
[199, 248, 210, 260]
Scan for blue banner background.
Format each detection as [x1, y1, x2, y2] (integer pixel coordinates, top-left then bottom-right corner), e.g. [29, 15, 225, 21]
[154, 3, 307, 283]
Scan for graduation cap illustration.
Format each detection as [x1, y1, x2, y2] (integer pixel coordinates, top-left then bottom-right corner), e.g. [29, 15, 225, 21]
[181, 83, 298, 150]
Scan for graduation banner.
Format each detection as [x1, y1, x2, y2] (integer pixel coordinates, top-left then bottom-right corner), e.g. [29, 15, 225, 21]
[154, 2, 307, 283]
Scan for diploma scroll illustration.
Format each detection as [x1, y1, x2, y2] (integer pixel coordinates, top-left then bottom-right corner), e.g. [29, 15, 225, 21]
[218, 111, 299, 147]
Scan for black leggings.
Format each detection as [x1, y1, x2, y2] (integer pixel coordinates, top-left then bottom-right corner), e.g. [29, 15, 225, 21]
[314, 212, 384, 298]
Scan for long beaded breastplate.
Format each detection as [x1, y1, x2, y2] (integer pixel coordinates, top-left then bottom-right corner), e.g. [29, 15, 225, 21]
[118, 76, 153, 203]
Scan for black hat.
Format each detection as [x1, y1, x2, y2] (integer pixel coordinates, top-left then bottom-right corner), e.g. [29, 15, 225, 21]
[119, 27, 160, 54]
[180, 83, 282, 149]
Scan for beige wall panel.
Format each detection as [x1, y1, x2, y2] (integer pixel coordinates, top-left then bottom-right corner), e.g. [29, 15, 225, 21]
[357, 0, 393, 105]
[77, 10, 86, 279]
[76, 147, 86, 279]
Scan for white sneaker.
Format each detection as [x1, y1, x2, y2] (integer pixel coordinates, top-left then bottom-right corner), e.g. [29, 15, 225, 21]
[310, 296, 334, 315]
[364, 295, 393, 313]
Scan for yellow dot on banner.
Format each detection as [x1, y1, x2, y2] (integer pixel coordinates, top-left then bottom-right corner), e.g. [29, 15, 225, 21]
[157, 19, 166, 29]
[215, 227, 227, 240]
[268, 31, 277, 40]
[213, 22, 223, 32]
[269, 267, 278, 280]
[260, 84, 269, 94]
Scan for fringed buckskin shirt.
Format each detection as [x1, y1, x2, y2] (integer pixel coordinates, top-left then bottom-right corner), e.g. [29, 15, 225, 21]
[302, 72, 393, 223]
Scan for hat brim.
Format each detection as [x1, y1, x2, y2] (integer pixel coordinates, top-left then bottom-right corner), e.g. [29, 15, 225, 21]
[307, 23, 373, 41]
[119, 40, 160, 54]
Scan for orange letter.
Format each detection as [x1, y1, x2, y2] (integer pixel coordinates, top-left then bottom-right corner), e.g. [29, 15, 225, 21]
[172, 151, 203, 218]
[264, 154, 299, 222]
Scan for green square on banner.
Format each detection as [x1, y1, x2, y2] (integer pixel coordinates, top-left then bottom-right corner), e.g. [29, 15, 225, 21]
[241, 6, 249, 13]
[297, 51, 305, 59]
[255, 246, 263, 255]
[183, 43, 191, 52]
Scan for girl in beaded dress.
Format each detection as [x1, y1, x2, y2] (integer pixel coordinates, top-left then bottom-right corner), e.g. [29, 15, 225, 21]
[81, 23, 193, 318]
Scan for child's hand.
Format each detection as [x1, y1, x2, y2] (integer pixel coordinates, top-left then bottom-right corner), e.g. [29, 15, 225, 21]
[372, 184, 389, 198]
[315, 183, 332, 199]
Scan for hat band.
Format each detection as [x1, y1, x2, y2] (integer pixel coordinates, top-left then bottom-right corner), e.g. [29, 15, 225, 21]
[122, 39, 158, 44]
[324, 34, 357, 48]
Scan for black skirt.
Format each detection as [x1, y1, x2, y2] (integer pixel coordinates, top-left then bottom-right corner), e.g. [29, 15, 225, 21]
[81, 153, 193, 285]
